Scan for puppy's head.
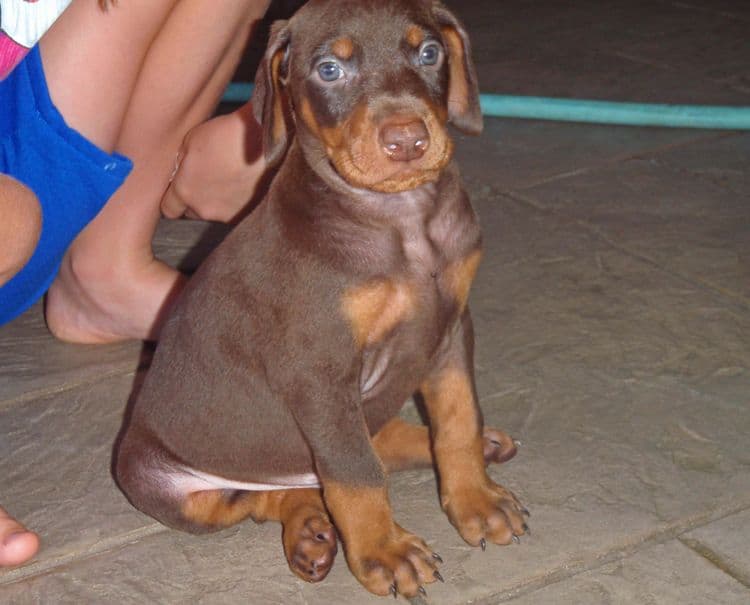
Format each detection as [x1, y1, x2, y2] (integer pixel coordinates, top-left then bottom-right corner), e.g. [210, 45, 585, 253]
[252, 0, 482, 193]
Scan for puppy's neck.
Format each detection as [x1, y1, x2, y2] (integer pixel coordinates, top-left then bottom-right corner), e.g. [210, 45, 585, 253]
[271, 141, 467, 276]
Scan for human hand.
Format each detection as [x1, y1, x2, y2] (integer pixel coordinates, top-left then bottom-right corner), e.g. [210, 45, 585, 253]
[161, 102, 266, 223]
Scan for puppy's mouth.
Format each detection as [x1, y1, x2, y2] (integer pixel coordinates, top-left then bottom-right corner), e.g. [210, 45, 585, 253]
[326, 114, 453, 193]
[302, 99, 454, 193]
[329, 142, 453, 193]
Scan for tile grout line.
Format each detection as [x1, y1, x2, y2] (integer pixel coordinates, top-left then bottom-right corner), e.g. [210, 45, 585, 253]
[470, 496, 750, 604]
[501, 189, 750, 313]
[576, 219, 750, 311]
[0, 363, 137, 411]
[0, 524, 168, 587]
[602, 46, 749, 99]
[664, 0, 750, 23]
[4, 498, 750, 595]
[678, 536, 750, 590]
[495, 130, 735, 195]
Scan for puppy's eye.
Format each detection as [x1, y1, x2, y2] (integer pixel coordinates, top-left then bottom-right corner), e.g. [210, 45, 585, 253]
[418, 41, 442, 66]
[317, 61, 343, 82]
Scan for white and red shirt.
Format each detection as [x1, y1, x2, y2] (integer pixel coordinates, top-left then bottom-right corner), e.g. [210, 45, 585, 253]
[1, 0, 72, 79]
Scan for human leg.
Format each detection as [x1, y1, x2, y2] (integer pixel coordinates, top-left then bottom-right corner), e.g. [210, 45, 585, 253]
[38, 0, 183, 152]
[0, 38, 133, 326]
[0, 0, 271, 569]
[0, 175, 41, 287]
[44, 0, 270, 343]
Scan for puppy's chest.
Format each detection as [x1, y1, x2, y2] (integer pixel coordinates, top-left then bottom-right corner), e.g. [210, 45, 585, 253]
[341, 241, 481, 399]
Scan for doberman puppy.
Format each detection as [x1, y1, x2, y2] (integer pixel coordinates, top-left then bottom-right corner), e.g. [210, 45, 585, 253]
[114, 0, 527, 597]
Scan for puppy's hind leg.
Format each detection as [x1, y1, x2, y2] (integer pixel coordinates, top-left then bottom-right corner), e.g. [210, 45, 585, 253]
[372, 417, 518, 473]
[276, 489, 338, 583]
[114, 429, 337, 582]
[166, 486, 338, 582]
[113, 426, 234, 534]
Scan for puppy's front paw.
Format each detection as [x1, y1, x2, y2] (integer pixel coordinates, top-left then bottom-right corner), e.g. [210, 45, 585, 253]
[346, 524, 441, 598]
[442, 480, 528, 548]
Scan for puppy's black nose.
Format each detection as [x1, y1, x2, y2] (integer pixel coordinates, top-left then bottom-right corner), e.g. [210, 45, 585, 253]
[380, 119, 430, 162]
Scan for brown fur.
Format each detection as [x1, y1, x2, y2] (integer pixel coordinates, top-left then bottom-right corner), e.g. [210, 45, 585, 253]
[114, 0, 525, 598]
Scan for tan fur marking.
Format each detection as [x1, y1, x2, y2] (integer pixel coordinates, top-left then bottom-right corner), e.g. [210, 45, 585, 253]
[301, 93, 452, 193]
[324, 483, 392, 559]
[342, 280, 416, 347]
[406, 25, 425, 47]
[182, 489, 280, 527]
[441, 26, 470, 117]
[299, 96, 322, 138]
[300, 96, 350, 154]
[324, 481, 439, 596]
[423, 369, 523, 543]
[277, 488, 334, 581]
[332, 36, 355, 60]
[421, 368, 476, 445]
[321, 99, 367, 153]
[372, 417, 433, 472]
[420, 368, 485, 493]
[270, 50, 287, 145]
[320, 122, 349, 152]
[325, 101, 453, 192]
[445, 249, 482, 311]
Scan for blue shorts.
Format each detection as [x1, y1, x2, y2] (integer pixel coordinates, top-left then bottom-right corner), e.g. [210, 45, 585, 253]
[0, 45, 132, 326]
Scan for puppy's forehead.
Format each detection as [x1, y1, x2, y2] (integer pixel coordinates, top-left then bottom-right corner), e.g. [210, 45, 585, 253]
[289, 0, 437, 59]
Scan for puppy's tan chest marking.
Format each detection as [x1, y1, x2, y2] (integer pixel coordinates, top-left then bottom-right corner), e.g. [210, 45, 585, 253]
[341, 249, 480, 349]
[342, 279, 417, 348]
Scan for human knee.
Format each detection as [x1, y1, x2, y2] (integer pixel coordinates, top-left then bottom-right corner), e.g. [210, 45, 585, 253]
[246, 0, 272, 19]
[0, 175, 42, 286]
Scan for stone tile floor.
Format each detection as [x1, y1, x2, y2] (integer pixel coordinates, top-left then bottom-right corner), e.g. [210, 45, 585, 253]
[1, 0, 749, 603]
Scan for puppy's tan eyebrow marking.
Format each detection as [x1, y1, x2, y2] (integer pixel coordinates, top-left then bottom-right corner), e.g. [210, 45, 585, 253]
[406, 25, 425, 47]
[331, 36, 355, 60]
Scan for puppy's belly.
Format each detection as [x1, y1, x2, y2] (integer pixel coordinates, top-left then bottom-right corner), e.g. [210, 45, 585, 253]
[167, 466, 320, 495]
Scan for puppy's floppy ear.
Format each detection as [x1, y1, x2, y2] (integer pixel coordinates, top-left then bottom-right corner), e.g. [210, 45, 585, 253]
[432, 3, 483, 135]
[252, 20, 292, 166]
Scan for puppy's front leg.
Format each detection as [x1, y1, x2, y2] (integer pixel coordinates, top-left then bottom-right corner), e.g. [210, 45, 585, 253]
[421, 311, 528, 549]
[289, 383, 440, 597]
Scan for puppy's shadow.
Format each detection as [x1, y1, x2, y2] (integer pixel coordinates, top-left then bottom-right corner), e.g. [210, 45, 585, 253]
[110, 342, 154, 485]
[167, 220, 233, 275]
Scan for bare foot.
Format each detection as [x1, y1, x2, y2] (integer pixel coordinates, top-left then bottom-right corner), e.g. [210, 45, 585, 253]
[45, 253, 186, 344]
[0, 506, 39, 568]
